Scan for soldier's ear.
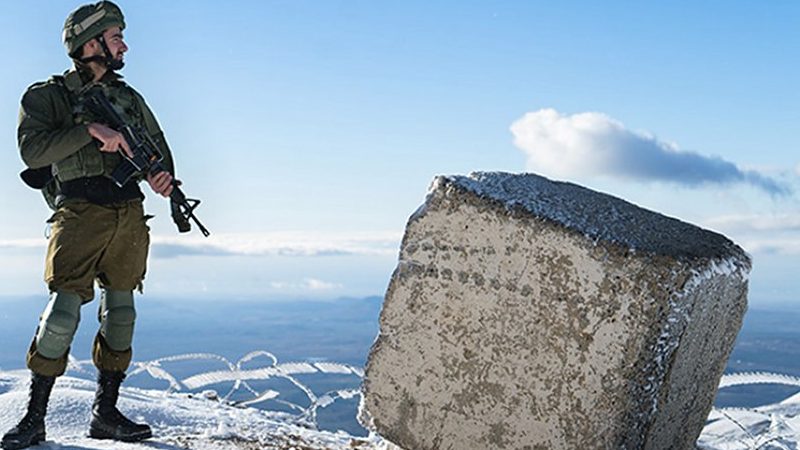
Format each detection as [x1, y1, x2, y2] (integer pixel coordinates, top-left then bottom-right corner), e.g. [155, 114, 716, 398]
[81, 39, 99, 57]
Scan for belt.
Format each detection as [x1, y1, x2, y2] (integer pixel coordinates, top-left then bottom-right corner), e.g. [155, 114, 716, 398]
[58, 176, 143, 206]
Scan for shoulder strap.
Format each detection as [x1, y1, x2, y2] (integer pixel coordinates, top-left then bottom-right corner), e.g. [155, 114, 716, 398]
[58, 70, 87, 95]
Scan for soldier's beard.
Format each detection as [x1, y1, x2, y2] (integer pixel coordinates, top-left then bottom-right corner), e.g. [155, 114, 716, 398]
[107, 58, 124, 71]
[77, 54, 124, 71]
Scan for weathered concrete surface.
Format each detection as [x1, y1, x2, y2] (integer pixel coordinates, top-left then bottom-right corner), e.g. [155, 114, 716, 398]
[360, 172, 751, 450]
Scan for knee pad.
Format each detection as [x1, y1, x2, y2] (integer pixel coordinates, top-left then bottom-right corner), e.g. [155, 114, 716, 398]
[35, 291, 82, 359]
[99, 289, 136, 351]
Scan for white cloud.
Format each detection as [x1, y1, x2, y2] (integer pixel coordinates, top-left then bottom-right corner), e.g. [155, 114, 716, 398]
[736, 238, 800, 256]
[0, 238, 46, 249]
[703, 214, 800, 234]
[510, 109, 790, 196]
[701, 213, 800, 256]
[149, 231, 402, 259]
[269, 278, 343, 292]
[304, 278, 343, 291]
[0, 231, 403, 260]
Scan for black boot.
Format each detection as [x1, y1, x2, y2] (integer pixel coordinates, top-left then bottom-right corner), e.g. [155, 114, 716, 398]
[88, 370, 151, 442]
[1, 372, 56, 450]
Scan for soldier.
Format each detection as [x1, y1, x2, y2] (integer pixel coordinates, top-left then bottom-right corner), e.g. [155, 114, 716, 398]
[2, 2, 176, 449]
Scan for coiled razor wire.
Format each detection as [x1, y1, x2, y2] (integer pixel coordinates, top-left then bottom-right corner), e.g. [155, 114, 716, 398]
[65, 350, 364, 428]
[67, 352, 800, 446]
[698, 372, 800, 449]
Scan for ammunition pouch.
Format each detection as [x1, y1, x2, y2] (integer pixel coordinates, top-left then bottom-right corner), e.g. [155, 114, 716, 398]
[20, 166, 53, 189]
[20, 166, 59, 211]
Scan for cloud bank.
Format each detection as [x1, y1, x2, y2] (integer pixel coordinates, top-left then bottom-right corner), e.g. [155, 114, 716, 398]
[704, 214, 800, 233]
[269, 278, 344, 292]
[510, 109, 790, 196]
[149, 232, 402, 259]
[702, 213, 800, 256]
[0, 231, 403, 260]
[0, 239, 46, 249]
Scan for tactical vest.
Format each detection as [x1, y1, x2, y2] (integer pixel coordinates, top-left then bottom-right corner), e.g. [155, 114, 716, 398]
[53, 72, 148, 184]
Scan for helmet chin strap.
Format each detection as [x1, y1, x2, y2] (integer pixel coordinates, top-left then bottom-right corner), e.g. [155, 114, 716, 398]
[80, 35, 124, 71]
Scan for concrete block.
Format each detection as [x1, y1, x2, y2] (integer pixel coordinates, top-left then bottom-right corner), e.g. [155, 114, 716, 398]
[361, 172, 750, 450]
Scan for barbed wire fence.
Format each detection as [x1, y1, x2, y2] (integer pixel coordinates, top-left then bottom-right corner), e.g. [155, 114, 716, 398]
[65, 350, 365, 429]
[64, 352, 800, 447]
[699, 371, 800, 449]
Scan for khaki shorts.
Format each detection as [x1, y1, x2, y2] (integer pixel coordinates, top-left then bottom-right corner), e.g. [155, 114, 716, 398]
[45, 199, 150, 301]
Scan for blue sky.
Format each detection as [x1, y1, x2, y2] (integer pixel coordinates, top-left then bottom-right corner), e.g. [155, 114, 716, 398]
[0, 1, 798, 304]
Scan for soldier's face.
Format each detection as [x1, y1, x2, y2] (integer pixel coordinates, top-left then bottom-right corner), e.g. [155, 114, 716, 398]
[101, 27, 128, 64]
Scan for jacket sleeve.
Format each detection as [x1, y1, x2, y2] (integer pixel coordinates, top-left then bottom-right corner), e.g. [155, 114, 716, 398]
[17, 84, 93, 169]
[132, 90, 176, 177]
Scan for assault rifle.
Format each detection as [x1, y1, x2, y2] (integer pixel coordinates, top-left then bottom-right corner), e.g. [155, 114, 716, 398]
[82, 87, 210, 237]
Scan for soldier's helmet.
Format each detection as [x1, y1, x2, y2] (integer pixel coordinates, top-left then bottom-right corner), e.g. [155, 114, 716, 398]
[63, 1, 125, 58]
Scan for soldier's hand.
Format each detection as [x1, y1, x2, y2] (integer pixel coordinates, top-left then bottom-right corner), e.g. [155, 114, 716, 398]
[147, 171, 174, 198]
[87, 123, 133, 158]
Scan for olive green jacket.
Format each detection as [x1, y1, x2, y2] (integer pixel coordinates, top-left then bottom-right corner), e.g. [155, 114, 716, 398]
[18, 69, 174, 184]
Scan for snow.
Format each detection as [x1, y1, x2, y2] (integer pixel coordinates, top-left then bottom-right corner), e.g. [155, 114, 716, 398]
[701, 373, 800, 448]
[0, 172, 775, 448]
[0, 369, 393, 450]
[699, 371, 800, 449]
[4, 363, 800, 449]
[637, 257, 751, 415]
[437, 172, 749, 262]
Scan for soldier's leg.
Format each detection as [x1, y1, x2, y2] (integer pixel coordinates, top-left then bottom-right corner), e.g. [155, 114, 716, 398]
[97, 200, 150, 295]
[1, 373, 56, 450]
[90, 200, 151, 442]
[26, 291, 82, 377]
[45, 200, 115, 301]
[7, 202, 113, 448]
[92, 289, 135, 372]
[33, 200, 112, 375]
[90, 293, 150, 441]
[7, 291, 81, 450]
[94, 200, 149, 373]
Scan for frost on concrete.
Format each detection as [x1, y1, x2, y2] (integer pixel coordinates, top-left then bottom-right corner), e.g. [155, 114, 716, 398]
[361, 172, 751, 450]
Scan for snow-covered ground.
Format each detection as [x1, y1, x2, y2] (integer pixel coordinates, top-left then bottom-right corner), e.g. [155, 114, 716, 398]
[699, 372, 800, 449]
[2, 360, 800, 449]
[0, 369, 393, 450]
